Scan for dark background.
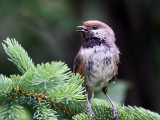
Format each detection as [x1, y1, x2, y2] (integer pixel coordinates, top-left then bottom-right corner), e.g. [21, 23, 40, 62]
[0, 0, 160, 115]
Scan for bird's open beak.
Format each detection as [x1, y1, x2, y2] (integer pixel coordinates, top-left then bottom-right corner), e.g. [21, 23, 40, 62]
[77, 26, 88, 32]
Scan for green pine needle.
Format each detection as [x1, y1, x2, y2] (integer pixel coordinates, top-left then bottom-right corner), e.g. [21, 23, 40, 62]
[124, 105, 160, 120]
[2, 38, 34, 73]
[33, 101, 58, 120]
[0, 99, 25, 120]
[47, 74, 85, 103]
[72, 113, 91, 120]
[20, 61, 72, 92]
[0, 74, 12, 97]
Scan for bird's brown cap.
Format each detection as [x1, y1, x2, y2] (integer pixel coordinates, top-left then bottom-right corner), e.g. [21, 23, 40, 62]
[83, 20, 112, 30]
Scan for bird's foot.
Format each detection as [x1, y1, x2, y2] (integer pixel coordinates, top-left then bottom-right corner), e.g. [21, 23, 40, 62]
[109, 106, 118, 120]
[88, 105, 95, 117]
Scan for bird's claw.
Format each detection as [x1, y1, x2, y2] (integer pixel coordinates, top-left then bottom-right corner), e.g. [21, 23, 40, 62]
[109, 107, 118, 120]
[88, 107, 95, 117]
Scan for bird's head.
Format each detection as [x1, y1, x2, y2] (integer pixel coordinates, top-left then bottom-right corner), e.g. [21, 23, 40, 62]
[77, 20, 115, 42]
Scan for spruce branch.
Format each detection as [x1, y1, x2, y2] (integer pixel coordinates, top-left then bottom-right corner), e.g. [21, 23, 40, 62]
[0, 74, 12, 97]
[20, 61, 72, 92]
[90, 98, 160, 120]
[123, 105, 160, 120]
[0, 38, 160, 120]
[91, 98, 134, 120]
[0, 99, 25, 120]
[33, 100, 58, 120]
[47, 74, 85, 103]
[2, 37, 34, 73]
[72, 113, 91, 120]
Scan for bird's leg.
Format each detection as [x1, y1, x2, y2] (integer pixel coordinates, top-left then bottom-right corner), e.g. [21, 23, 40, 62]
[85, 87, 95, 117]
[102, 87, 118, 120]
[106, 94, 118, 120]
[92, 91, 95, 99]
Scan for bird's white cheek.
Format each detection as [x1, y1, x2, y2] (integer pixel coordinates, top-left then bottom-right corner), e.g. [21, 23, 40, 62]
[92, 29, 115, 41]
[92, 29, 105, 38]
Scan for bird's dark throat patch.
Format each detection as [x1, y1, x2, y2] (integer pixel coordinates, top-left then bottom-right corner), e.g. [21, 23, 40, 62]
[82, 37, 105, 48]
[82, 37, 101, 48]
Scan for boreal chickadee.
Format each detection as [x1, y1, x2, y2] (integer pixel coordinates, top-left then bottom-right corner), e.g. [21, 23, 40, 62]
[74, 20, 120, 120]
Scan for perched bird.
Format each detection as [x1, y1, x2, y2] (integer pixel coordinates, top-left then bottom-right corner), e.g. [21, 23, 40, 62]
[73, 20, 120, 120]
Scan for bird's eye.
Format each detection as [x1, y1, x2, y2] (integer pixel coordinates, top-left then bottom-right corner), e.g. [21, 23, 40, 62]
[93, 25, 97, 29]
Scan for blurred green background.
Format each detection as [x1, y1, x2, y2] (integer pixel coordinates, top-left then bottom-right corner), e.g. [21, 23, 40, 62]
[0, 0, 160, 117]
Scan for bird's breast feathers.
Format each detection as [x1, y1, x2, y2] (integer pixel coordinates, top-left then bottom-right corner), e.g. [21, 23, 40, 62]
[80, 45, 118, 91]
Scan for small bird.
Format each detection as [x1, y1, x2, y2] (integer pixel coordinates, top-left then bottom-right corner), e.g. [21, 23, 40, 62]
[73, 20, 120, 120]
